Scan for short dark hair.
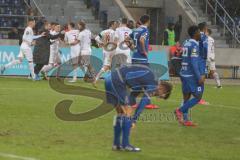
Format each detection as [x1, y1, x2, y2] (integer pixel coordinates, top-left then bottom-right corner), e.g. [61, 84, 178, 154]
[69, 22, 75, 28]
[55, 23, 60, 26]
[78, 21, 86, 29]
[198, 22, 207, 31]
[108, 21, 116, 28]
[121, 18, 128, 24]
[207, 28, 212, 35]
[188, 25, 199, 38]
[140, 15, 150, 24]
[160, 81, 173, 100]
[51, 22, 57, 26]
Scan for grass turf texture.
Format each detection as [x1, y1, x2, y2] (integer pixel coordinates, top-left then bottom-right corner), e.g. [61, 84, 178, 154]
[0, 77, 240, 160]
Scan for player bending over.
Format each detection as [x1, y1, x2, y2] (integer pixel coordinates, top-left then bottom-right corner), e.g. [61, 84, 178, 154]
[206, 29, 222, 88]
[105, 64, 172, 151]
[0, 18, 45, 79]
[175, 26, 205, 127]
[93, 21, 117, 87]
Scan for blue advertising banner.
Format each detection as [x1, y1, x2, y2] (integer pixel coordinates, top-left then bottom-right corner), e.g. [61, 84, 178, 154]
[0, 45, 169, 80]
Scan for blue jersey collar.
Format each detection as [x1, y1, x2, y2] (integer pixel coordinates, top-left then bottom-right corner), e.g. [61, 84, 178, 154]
[189, 39, 199, 45]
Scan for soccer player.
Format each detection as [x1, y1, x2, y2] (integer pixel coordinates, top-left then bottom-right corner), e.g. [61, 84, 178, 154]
[114, 18, 132, 66]
[0, 19, 45, 79]
[77, 21, 95, 82]
[131, 15, 150, 65]
[198, 22, 209, 105]
[175, 25, 205, 127]
[105, 64, 172, 151]
[206, 29, 222, 88]
[41, 23, 62, 80]
[64, 22, 80, 83]
[93, 21, 117, 86]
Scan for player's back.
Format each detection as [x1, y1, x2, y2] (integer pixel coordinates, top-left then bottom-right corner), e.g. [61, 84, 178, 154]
[65, 29, 80, 44]
[117, 65, 157, 92]
[115, 26, 132, 45]
[131, 26, 149, 61]
[180, 39, 200, 78]
[101, 28, 115, 43]
[79, 29, 91, 51]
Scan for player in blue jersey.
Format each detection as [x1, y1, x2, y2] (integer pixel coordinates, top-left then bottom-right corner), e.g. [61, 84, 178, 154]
[198, 22, 209, 105]
[105, 64, 172, 151]
[130, 15, 150, 64]
[175, 25, 205, 127]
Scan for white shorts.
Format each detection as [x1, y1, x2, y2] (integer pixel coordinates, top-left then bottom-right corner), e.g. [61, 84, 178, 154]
[70, 45, 81, 64]
[103, 50, 115, 66]
[208, 61, 216, 71]
[18, 47, 33, 61]
[115, 48, 131, 64]
[49, 49, 61, 64]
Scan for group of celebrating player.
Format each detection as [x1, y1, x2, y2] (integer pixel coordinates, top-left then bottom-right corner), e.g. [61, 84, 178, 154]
[0, 14, 221, 152]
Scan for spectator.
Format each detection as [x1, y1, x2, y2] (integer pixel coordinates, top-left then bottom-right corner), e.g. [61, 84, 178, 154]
[174, 15, 182, 42]
[163, 23, 176, 46]
[169, 42, 183, 76]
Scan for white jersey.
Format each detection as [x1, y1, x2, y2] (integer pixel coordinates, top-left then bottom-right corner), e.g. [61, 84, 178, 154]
[207, 36, 215, 61]
[64, 29, 80, 46]
[115, 26, 132, 46]
[78, 29, 92, 54]
[50, 30, 60, 52]
[21, 26, 37, 48]
[95, 29, 115, 46]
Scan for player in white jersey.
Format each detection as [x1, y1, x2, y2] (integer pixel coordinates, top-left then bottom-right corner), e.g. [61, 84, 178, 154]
[93, 21, 117, 86]
[41, 23, 62, 79]
[114, 18, 133, 65]
[206, 29, 222, 88]
[64, 22, 80, 83]
[77, 21, 95, 82]
[0, 18, 45, 79]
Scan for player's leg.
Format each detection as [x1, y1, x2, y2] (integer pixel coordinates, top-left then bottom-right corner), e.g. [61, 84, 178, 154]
[24, 48, 36, 80]
[93, 51, 111, 86]
[209, 62, 221, 88]
[69, 47, 80, 83]
[121, 105, 141, 152]
[112, 106, 124, 150]
[0, 49, 24, 74]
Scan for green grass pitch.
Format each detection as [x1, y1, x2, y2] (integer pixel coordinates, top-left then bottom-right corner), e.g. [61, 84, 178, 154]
[0, 78, 240, 160]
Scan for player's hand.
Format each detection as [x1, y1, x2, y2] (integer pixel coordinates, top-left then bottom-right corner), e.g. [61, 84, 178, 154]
[31, 41, 36, 46]
[142, 51, 148, 56]
[199, 76, 205, 85]
[41, 32, 46, 36]
[98, 43, 104, 48]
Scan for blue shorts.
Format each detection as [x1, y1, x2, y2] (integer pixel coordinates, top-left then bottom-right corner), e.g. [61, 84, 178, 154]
[105, 73, 129, 107]
[181, 77, 204, 97]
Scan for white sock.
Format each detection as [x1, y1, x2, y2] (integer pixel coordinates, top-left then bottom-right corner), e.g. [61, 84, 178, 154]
[95, 68, 106, 81]
[41, 64, 54, 73]
[5, 60, 21, 68]
[213, 72, 221, 87]
[28, 62, 35, 79]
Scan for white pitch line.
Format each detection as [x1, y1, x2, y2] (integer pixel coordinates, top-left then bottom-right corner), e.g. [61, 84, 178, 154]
[0, 152, 39, 160]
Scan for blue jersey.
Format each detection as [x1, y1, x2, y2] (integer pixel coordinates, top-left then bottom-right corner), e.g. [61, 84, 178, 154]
[199, 32, 208, 59]
[180, 39, 201, 81]
[130, 25, 150, 64]
[105, 65, 157, 122]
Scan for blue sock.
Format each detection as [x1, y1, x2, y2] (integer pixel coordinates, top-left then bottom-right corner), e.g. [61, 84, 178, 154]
[180, 98, 200, 121]
[113, 115, 122, 146]
[122, 116, 132, 148]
